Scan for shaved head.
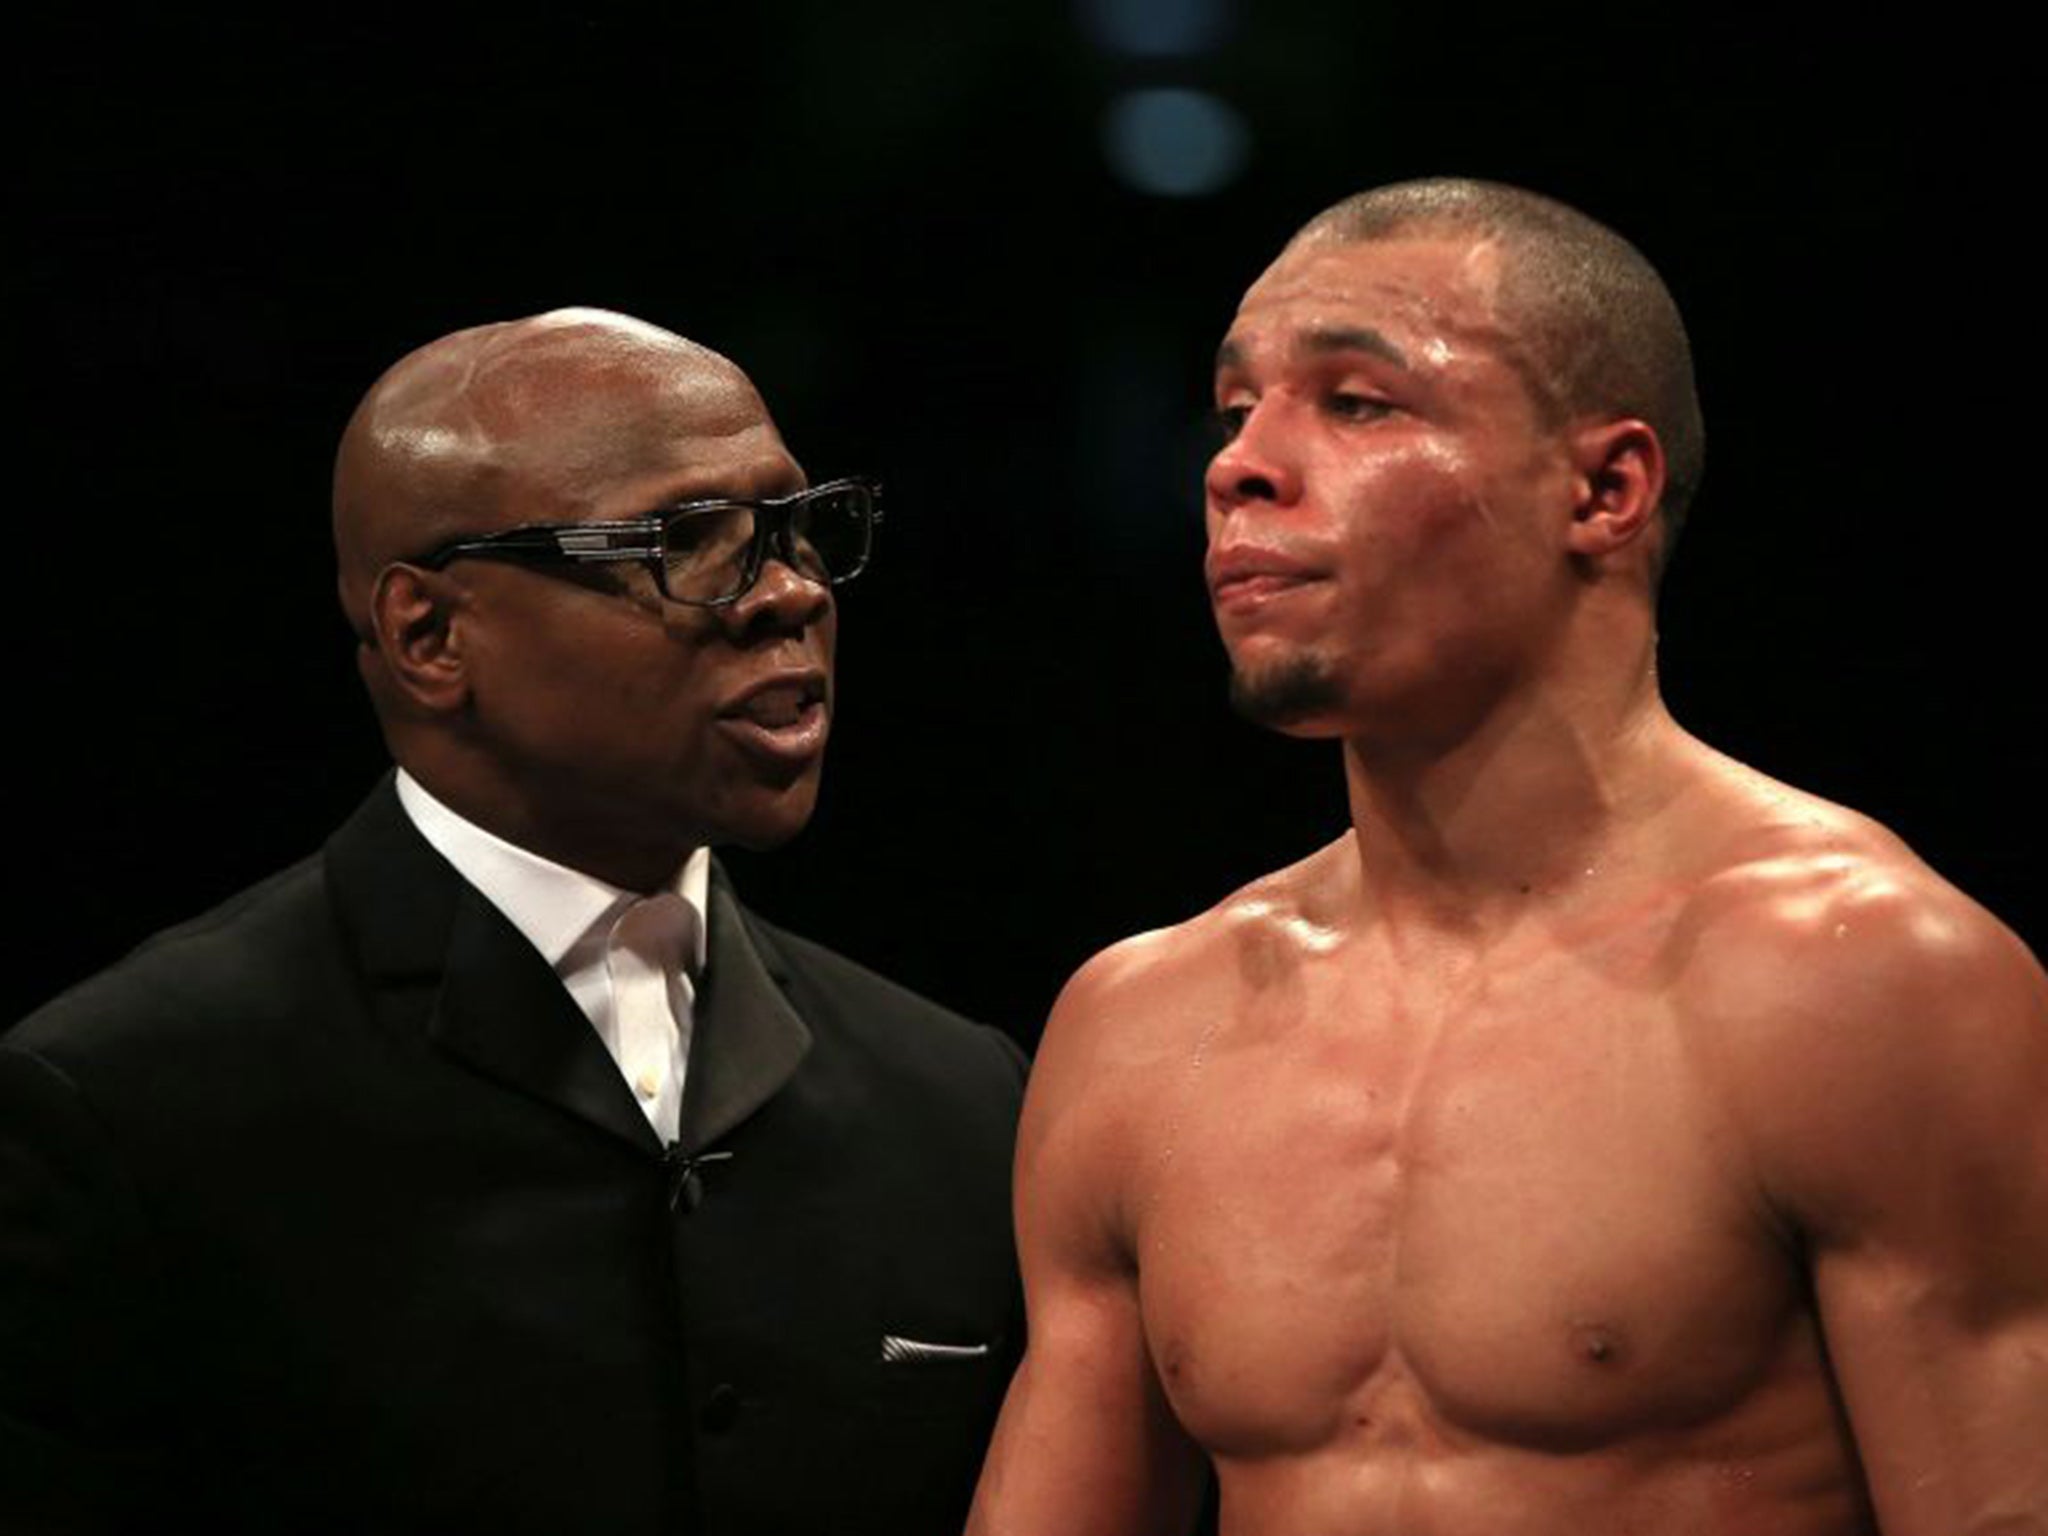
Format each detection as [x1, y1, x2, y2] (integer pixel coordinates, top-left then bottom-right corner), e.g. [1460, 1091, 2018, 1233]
[332, 308, 765, 638]
[1289, 178, 1705, 556]
[328, 307, 825, 881]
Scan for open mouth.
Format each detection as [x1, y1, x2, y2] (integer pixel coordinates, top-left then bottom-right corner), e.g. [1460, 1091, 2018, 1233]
[730, 681, 820, 729]
[717, 675, 830, 765]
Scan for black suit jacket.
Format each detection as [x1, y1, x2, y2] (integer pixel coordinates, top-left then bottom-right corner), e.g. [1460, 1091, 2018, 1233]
[0, 781, 1026, 1535]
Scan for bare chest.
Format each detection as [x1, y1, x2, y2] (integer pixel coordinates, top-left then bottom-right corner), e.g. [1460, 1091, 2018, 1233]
[1130, 949, 1807, 1459]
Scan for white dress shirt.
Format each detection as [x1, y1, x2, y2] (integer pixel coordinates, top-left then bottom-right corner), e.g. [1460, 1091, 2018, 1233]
[394, 770, 709, 1144]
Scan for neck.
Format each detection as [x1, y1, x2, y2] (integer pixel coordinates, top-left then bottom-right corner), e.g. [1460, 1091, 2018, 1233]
[396, 753, 695, 895]
[1336, 635, 1685, 937]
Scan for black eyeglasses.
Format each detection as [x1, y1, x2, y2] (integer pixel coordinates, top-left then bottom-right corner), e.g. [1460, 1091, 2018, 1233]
[411, 478, 881, 608]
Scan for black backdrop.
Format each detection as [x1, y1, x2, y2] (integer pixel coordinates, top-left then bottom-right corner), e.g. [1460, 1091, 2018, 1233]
[14, 5, 2040, 1045]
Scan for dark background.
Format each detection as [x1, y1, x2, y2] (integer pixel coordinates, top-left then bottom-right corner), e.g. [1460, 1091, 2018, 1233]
[14, 5, 2038, 1044]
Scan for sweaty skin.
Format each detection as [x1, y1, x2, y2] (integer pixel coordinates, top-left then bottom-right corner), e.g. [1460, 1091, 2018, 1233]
[968, 233, 2048, 1535]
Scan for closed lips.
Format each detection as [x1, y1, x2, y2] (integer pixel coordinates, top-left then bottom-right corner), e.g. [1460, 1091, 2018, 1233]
[1207, 550, 1319, 600]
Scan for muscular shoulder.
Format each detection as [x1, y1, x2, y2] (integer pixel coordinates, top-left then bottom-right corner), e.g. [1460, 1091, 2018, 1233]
[1670, 799, 2048, 1247]
[1038, 837, 1347, 1080]
[1018, 841, 1348, 1254]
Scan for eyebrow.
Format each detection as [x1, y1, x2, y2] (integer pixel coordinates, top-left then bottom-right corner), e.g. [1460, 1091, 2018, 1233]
[1215, 325, 1410, 375]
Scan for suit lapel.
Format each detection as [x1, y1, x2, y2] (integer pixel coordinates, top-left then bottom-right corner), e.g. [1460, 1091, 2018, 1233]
[326, 778, 661, 1156]
[676, 863, 812, 1155]
[427, 897, 661, 1153]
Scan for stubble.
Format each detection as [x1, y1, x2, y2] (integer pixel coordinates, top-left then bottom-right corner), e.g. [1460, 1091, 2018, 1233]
[1227, 652, 1343, 728]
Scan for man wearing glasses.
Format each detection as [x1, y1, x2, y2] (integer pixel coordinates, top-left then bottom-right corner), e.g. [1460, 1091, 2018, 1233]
[0, 309, 1025, 1535]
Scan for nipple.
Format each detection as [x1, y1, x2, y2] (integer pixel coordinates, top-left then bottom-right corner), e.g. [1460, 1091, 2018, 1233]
[1570, 1322, 1627, 1368]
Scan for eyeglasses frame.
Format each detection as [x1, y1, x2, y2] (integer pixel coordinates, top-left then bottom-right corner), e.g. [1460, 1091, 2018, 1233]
[407, 476, 882, 608]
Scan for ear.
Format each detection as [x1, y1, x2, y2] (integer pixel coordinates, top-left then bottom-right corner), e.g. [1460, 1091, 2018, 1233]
[366, 563, 472, 714]
[1563, 419, 1665, 560]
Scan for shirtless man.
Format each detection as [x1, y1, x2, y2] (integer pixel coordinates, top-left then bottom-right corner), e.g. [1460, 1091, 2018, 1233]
[967, 179, 2048, 1534]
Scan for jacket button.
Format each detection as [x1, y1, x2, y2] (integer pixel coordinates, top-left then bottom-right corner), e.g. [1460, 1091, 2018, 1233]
[701, 1383, 741, 1433]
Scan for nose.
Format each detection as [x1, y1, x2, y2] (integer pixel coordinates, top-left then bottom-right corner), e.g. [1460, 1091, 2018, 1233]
[719, 548, 833, 638]
[1205, 396, 1303, 514]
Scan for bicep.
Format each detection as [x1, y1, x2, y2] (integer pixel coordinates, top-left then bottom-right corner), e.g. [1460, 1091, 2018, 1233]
[968, 1264, 1207, 1536]
[1815, 1244, 2048, 1532]
[968, 963, 1207, 1536]
[1791, 919, 2048, 1531]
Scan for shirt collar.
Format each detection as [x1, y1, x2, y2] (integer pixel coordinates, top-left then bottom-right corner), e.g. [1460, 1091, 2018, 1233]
[393, 769, 710, 976]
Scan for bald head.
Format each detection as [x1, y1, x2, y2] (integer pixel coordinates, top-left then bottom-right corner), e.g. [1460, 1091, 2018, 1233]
[333, 308, 767, 637]
[1289, 179, 1705, 554]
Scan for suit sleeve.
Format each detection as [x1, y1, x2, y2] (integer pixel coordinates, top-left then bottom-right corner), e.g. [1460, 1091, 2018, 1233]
[0, 1043, 170, 1534]
[985, 1021, 1031, 1087]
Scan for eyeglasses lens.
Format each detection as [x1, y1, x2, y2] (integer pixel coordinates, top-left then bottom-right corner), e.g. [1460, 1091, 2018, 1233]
[660, 507, 755, 603]
[660, 485, 871, 603]
[788, 485, 872, 581]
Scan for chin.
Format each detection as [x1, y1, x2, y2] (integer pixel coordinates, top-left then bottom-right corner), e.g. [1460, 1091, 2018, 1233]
[709, 780, 824, 853]
[1227, 652, 1351, 735]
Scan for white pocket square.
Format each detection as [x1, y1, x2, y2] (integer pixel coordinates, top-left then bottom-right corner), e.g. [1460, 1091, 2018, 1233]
[880, 1334, 993, 1364]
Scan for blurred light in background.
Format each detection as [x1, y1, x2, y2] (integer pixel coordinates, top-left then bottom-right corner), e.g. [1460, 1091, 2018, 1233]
[1077, 0, 1235, 57]
[1102, 87, 1249, 197]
